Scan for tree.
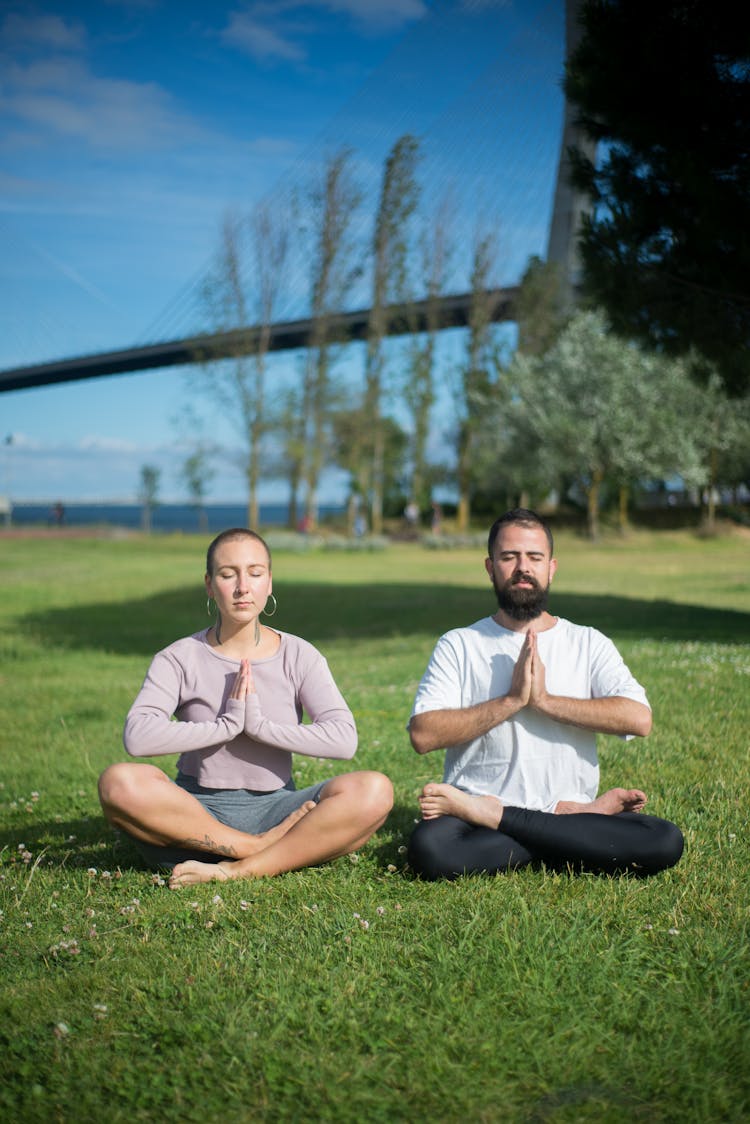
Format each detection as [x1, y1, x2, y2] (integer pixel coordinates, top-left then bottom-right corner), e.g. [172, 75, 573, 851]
[200, 204, 289, 527]
[364, 135, 420, 533]
[565, 0, 750, 395]
[509, 311, 705, 539]
[331, 407, 408, 532]
[138, 464, 160, 534]
[683, 372, 750, 531]
[453, 228, 505, 531]
[515, 256, 570, 357]
[402, 192, 453, 513]
[181, 446, 214, 533]
[302, 149, 362, 528]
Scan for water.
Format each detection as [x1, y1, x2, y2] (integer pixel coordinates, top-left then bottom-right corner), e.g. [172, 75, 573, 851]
[7, 502, 346, 534]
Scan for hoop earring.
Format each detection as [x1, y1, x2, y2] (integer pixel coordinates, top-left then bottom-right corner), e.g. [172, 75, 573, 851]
[206, 597, 214, 618]
[262, 593, 278, 617]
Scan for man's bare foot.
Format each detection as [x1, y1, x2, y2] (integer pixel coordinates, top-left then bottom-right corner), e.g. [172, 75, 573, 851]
[169, 859, 234, 888]
[555, 787, 647, 816]
[419, 783, 504, 829]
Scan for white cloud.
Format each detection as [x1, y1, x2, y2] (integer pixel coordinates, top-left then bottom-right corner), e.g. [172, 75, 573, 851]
[321, 0, 428, 31]
[0, 12, 85, 52]
[222, 10, 306, 63]
[222, 0, 426, 63]
[1, 56, 204, 151]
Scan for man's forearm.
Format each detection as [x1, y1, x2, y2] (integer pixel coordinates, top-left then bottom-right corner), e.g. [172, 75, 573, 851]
[531, 694, 652, 737]
[409, 695, 523, 754]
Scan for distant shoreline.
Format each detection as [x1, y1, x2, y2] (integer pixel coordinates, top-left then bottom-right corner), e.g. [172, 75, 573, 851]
[2, 501, 346, 535]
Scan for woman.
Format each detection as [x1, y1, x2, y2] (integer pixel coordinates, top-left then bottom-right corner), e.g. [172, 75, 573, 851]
[98, 528, 393, 887]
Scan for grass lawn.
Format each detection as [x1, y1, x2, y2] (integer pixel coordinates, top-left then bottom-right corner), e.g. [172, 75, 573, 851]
[0, 527, 748, 1123]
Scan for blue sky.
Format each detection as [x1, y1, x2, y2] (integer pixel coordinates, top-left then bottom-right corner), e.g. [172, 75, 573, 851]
[1, 0, 564, 504]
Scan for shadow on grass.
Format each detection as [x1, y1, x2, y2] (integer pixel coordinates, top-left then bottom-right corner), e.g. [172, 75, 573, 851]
[0, 815, 139, 871]
[0, 804, 420, 875]
[21, 582, 750, 656]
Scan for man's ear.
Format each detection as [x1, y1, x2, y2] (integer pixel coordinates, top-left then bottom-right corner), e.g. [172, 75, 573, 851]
[484, 557, 494, 582]
[548, 558, 558, 583]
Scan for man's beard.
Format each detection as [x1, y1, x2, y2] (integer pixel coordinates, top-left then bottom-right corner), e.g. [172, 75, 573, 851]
[492, 572, 550, 621]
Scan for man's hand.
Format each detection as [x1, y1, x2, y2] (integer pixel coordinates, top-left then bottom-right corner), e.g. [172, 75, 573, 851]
[508, 631, 533, 707]
[526, 630, 549, 709]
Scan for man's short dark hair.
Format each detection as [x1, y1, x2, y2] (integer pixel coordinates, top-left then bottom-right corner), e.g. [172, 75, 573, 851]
[487, 509, 554, 558]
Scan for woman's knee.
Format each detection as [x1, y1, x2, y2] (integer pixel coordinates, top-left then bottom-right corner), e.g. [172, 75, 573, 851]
[98, 762, 164, 817]
[326, 770, 394, 822]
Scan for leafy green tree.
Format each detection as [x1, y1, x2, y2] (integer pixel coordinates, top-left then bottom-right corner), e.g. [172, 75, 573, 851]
[515, 256, 570, 358]
[683, 372, 750, 530]
[509, 311, 705, 539]
[331, 408, 408, 535]
[565, 0, 750, 395]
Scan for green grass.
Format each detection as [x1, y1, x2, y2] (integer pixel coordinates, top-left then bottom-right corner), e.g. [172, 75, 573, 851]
[1, 528, 749, 1123]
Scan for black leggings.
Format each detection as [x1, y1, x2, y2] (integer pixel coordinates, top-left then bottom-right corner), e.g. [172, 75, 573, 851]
[407, 808, 684, 881]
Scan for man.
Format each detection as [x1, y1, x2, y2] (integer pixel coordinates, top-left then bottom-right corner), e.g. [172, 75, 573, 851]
[407, 509, 683, 880]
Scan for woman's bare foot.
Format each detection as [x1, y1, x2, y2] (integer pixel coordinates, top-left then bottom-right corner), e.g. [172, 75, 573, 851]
[169, 859, 234, 888]
[419, 783, 504, 829]
[555, 787, 647, 816]
[243, 800, 316, 853]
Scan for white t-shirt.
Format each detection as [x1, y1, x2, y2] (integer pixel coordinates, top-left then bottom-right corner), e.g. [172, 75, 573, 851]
[411, 616, 650, 812]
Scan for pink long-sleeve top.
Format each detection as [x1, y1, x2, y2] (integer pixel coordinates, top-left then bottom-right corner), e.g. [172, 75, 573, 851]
[123, 629, 358, 790]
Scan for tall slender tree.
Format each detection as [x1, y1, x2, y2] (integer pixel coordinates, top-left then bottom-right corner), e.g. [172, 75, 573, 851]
[454, 227, 503, 531]
[200, 203, 289, 528]
[364, 135, 420, 532]
[302, 149, 362, 528]
[402, 192, 453, 512]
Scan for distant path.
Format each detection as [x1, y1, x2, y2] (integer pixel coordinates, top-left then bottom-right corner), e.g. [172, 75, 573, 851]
[0, 526, 136, 540]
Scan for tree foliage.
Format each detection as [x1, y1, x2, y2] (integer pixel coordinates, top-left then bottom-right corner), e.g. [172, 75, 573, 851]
[508, 311, 706, 538]
[565, 0, 750, 394]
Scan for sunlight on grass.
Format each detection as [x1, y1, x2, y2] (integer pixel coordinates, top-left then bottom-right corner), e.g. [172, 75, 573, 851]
[1, 530, 748, 1122]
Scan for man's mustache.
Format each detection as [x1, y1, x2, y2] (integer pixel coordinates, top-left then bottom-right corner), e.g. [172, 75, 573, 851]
[510, 573, 541, 589]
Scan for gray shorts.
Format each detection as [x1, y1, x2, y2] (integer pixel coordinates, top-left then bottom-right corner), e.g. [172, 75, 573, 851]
[129, 772, 329, 870]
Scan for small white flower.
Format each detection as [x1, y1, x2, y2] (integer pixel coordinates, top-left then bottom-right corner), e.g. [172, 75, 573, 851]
[348, 852, 359, 863]
[54, 1022, 70, 1038]
[359, 919, 369, 931]
[376, 906, 385, 916]
[668, 927, 680, 935]
[239, 900, 250, 911]
[87, 868, 97, 877]
[211, 894, 222, 905]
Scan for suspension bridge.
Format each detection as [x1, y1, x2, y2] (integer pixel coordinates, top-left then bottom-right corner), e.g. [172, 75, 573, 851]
[0, 1, 591, 398]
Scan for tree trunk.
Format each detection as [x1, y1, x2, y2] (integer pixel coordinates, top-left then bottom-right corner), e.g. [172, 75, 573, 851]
[586, 469, 603, 540]
[618, 483, 630, 533]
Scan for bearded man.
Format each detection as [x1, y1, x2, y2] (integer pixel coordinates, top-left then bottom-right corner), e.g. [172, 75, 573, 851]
[407, 508, 683, 880]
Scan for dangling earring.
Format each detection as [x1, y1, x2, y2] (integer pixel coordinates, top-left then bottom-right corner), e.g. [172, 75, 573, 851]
[262, 593, 278, 617]
[206, 597, 214, 618]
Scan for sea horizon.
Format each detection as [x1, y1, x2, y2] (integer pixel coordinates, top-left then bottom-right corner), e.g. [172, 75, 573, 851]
[5, 501, 347, 534]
